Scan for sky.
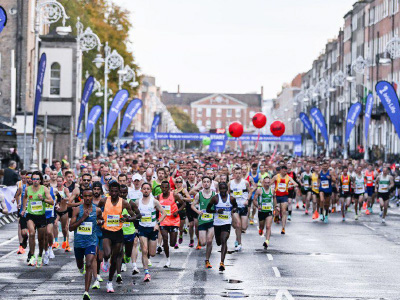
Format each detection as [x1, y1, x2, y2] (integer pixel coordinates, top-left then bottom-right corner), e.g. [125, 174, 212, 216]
[118, 0, 355, 99]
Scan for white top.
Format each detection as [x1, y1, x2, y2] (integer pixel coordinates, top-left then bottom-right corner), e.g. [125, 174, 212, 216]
[354, 175, 365, 194]
[128, 187, 143, 201]
[213, 194, 233, 226]
[230, 179, 248, 208]
[138, 196, 156, 227]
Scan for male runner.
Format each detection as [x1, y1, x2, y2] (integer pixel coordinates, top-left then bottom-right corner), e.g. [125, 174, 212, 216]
[311, 165, 320, 219]
[352, 166, 366, 220]
[185, 169, 199, 248]
[248, 163, 260, 225]
[299, 165, 312, 215]
[54, 175, 71, 251]
[43, 175, 57, 264]
[14, 171, 31, 254]
[319, 162, 335, 223]
[365, 164, 375, 214]
[338, 166, 352, 221]
[375, 167, 394, 223]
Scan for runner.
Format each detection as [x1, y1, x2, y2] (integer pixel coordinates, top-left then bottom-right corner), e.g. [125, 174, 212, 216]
[157, 181, 185, 268]
[137, 182, 166, 282]
[286, 162, 298, 221]
[43, 175, 56, 265]
[229, 167, 250, 251]
[206, 182, 238, 272]
[173, 176, 191, 248]
[186, 169, 199, 248]
[191, 176, 215, 268]
[338, 166, 352, 222]
[319, 162, 335, 223]
[55, 175, 71, 251]
[375, 167, 394, 223]
[299, 164, 312, 215]
[248, 163, 260, 225]
[21, 171, 54, 267]
[365, 164, 376, 213]
[311, 165, 320, 220]
[352, 166, 366, 220]
[69, 188, 101, 300]
[252, 177, 275, 249]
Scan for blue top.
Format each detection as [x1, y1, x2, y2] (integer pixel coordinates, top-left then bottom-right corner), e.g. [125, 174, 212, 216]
[45, 187, 55, 219]
[319, 170, 332, 193]
[19, 184, 27, 214]
[249, 171, 260, 184]
[93, 199, 105, 239]
[74, 204, 98, 248]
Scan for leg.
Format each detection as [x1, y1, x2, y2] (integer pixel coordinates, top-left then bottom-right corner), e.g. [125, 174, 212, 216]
[205, 228, 214, 261]
[103, 238, 112, 262]
[198, 230, 207, 247]
[139, 237, 150, 270]
[61, 214, 69, 242]
[161, 229, 170, 258]
[241, 215, 248, 232]
[383, 199, 389, 219]
[220, 231, 230, 263]
[233, 213, 242, 244]
[132, 236, 139, 263]
[280, 202, 288, 229]
[46, 223, 54, 249]
[27, 220, 36, 256]
[37, 227, 46, 257]
[84, 254, 95, 292]
[109, 242, 123, 282]
[265, 216, 273, 241]
[53, 217, 59, 245]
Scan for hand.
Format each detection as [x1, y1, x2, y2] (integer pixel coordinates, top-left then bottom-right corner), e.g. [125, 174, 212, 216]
[217, 208, 224, 214]
[21, 210, 26, 217]
[244, 201, 248, 207]
[38, 194, 43, 200]
[17, 204, 21, 209]
[198, 210, 204, 216]
[173, 211, 178, 217]
[82, 209, 90, 219]
[120, 216, 127, 223]
[97, 219, 104, 226]
[327, 176, 331, 180]
[154, 224, 159, 231]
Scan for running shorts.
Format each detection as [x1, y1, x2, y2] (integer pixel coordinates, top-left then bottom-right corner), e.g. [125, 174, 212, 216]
[160, 226, 179, 233]
[74, 245, 97, 260]
[198, 222, 213, 231]
[236, 206, 248, 217]
[276, 196, 288, 203]
[258, 211, 273, 221]
[102, 229, 124, 244]
[138, 225, 158, 241]
[46, 216, 56, 225]
[366, 186, 374, 197]
[378, 192, 390, 201]
[26, 213, 46, 229]
[214, 224, 231, 235]
[123, 233, 137, 243]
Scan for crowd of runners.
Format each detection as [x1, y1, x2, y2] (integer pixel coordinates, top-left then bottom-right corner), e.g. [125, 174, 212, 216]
[5, 151, 400, 300]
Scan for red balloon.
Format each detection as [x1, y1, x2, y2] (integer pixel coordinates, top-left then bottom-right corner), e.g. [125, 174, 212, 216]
[229, 122, 244, 138]
[270, 120, 285, 137]
[252, 112, 267, 129]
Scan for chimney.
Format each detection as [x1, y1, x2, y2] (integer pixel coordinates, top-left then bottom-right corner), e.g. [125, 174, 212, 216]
[261, 86, 264, 100]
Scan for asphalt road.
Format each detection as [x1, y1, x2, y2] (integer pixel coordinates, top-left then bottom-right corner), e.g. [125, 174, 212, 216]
[1, 202, 400, 300]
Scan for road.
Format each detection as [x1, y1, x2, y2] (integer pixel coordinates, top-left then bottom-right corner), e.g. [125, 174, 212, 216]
[1, 203, 400, 300]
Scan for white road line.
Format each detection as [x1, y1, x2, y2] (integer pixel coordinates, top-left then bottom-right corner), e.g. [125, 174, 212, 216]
[3, 217, 10, 224]
[267, 254, 273, 260]
[272, 266, 281, 277]
[275, 289, 294, 300]
[0, 235, 18, 247]
[363, 223, 376, 231]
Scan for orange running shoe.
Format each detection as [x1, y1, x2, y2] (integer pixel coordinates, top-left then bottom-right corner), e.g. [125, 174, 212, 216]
[17, 246, 25, 254]
[362, 202, 367, 210]
[258, 229, 263, 236]
[65, 241, 71, 252]
[52, 242, 59, 249]
[365, 209, 371, 215]
[296, 203, 299, 209]
[196, 245, 201, 250]
[61, 241, 67, 249]
[205, 260, 212, 269]
[332, 207, 335, 213]
[281, 228, 285, 235]
[312, 211, 319, 220]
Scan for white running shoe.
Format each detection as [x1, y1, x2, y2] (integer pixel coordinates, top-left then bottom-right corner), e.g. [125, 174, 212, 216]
[49, 248, 55, 259]
[164, 258, 171, 268]
[236, 244, 242, 252]
[106, 282, 114, 293]
[121, 263, 127, 272]
[148, 259, 152, 267]
[132, 266, 140, 275]
[43, 253, 49, 265]
[382, 218, 386, 223]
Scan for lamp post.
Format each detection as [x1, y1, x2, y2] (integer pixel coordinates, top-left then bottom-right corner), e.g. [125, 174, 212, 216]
[93, 42, 124, 155]
[31, 0, 71, 170]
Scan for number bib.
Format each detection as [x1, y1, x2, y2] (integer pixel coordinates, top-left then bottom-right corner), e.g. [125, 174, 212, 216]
[233, 191, 243, 197]
[355, 183, 364, 193]
[262, 203, 272, 211]
[303, 182, 309, 188]
[162, 205, 171, 216]
[218, 213, 229, 220]
[201, 210, 212, 221]
[379, 184, 388, 192]
[342, 185, 349, 192]
[77, 222, 93, 235]
[141, 213, 152, 223]
[277, 183, 286, 192]
[123, 221, 131, 228]
[106, 215, 120, 227]
[31, 201, 43, 213]
[321, 180, 329, 189]
[45, 203, 53, 212]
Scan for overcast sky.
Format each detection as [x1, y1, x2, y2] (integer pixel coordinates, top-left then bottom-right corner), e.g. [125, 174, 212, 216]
[119, 0, 355, 99]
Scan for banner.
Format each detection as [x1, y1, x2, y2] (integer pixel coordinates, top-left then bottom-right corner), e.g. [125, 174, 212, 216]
[119, 98, 142, 138]
[376, 81, 400, 139]
[86, 105, 102, 140]
[0, 6, 7, 33]
[364, 93, 374, 142]
[299, 112, 316, 142]
[77, 76, 94, 135]
[310, 107, 329, 146]
[209, 137, 227, 152]
[105, 89, 129, 138]
[345, 102, 362, 144]
[0, 186, 18, 217]
[33, 53, 47, 136]
[150, 113, 161, 133]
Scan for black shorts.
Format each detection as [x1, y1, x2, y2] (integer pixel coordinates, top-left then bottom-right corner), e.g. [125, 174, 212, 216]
[353, 193, 364, 198]
[198, 222, 213, 231]
[288, 189, 296, 199]
[19, 215, 27, 230]
[186, 204, 198, 222]
[332, 186, 338, 194]
[26, 213, 47, 229]
[320, 191, 332, 198]
[160, 226, 179, 233]
[258, 211, 273, 221]
[67, 207, 73, 218]
[138, 225, 158, 241]
[178, 209, 186, 220]
[378, 192, 390, 201]
[301, 189, 311, 195]
[57, 210, 68, 218]
[214, 224, 231, 235]
[46, 217, 56, 225]
[102, 229, 124, 244]
[134, 220, 140, 231]
[236, 206, 248, 217]
[340, 192, 351, 198]
[312, 191, 319, 197]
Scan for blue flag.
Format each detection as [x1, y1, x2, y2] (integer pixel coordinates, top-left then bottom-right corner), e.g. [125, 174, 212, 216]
[77, 76, 94, 135]
[345, 102, 362, 144]
[86, 105, 102, 140]
[33, 53, 47, 136]
[310, 107, 329, 146]
[299, 112, 316, 142]
[105, 89, 129, 138]
[364, 93, 374, 142]
[375, 81, 400, 139]
[150, 113, 161, 133]
[0, 6, 7, 33]
[119, 98, 142, 138]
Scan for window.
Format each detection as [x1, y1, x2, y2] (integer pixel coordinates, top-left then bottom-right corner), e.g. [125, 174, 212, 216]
[235, 109, 241, 118]
[344, 26, 351, 42]
[352, 14, 358, 31]
[197, 108, 203, 117]
[227, 109, 232, 117]
[50, 62, 61, 95]
[394, 0, 399, 14]
[196, 120, 202, 127]
[206, 108, 211, 117]
[206, 120, 211, 128]
[183, 109, 188, 114]
[216, 120, 222, 128]
[249, 111, 255, 118]
[216, 108, 222, 117]
[384, 0, 389, 17]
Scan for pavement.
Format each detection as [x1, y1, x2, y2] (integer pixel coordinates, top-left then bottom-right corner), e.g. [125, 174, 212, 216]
[1, 201, 400, 300]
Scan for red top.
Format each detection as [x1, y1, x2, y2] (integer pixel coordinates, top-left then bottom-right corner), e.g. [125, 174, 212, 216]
[159, 192, 180, 227]
[169, 177, 175, 190]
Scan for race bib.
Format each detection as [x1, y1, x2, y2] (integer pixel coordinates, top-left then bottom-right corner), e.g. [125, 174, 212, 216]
[201, 209, 212, 221]
[141, 213, 152, 223]
[303, 182, 309, 188]
[31, 201, 43, 212]
[123, 221, 131, 228]
[45, 203, 53, 212]
[162, 205, 171, 216]
[233, 191, 243, 197]
[342, 185, 349, 192]
[321, 180, 329, 189]
[106, 214, 120, 227]
[356, 183, 364, 193]
[380, 184, 388, 192]
[278, 183, 286, 192]
[77, 222, 93, 235]
[262, 203, 272, 211]
[218, 213, 229, 220]
[367, 176, 373, 183]
[313, 182, 318, 188]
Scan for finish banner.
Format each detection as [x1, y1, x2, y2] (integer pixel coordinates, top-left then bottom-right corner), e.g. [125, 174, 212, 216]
[33, 53, 47, 136]
[375, 81, 400, 139]
[345, 102, 362, 144]
[310, 107, 329, 146]
[364, 93, 374, 142]
[150, 113, 161, 133]
[105, 89, 129, 138]
[299, 112, 316, 142]
[119, 98, 142, 138]
[86, 105, 102, 140]
[77, 76, 94, 135]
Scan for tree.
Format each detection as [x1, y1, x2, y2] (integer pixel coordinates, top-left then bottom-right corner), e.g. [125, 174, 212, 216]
[167, 107, 199, 133]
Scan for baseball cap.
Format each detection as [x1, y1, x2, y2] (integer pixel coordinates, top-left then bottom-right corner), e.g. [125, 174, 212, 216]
[132, 174, 142, 181]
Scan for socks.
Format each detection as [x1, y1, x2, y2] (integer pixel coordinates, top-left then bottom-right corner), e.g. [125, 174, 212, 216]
[144, 269, 149, 274]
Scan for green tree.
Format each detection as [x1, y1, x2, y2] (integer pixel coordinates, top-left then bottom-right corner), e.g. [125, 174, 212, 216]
[168, 106, 199, 133]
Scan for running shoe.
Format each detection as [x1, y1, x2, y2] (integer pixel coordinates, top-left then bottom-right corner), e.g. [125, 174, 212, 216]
[273, 215, 279, 224]
[382, 218, 386, 224]
[97, 275, 104, 282]
[362, 202, 367, 210]
[331, 207, 335, 213]
[281, 228, 285, 235]
[49, 248, 55, 259]
[305, 209, 309, 215]
[27, 252, 33, 263]
[106, 282, 114, 293]
[65, 244, 71, 252]
[234, 240, 239, 248]
[178, 236, 183, 244]
[116, 274, 123, 285]
[249, 219, 254, 225]
[83, 292, 91, 300]
[365, 209, 371, 215]
[28, 254, 36, 266]
[164, 259, 171, 268]
[258, 229, 263, 236]
[143, 273, 151, 282]
[174, 244, 179, 249]
[52, 242, 59, 249]
[148, 259, 152, 267]
[324, 215, 329, 224]
[379, 211, 383, 217]
[287, 215, 292, 221]
[342, 217, 345, 222]
[101, 261, 110, 273]
[121, 263, 127, 272]
[157, 246, 163, 254]
[36, 256, 43, 268]
[43, 253, 49, 265]
[205, 260, 212, 269]
[296, 203, 299, 209]
[188, 241, 194, 248]
[17, 246, 25, 254]
[236, 244, 242, 252]
[355, 214, 359, 220]
[369, 206, 374, 213]
[219, 262, 225, 272]
[61, 241, 67, 249]
[91, 280, 100, 290]
[196, 244, 201, 250]
[263, 240, 269, 249]
[132, 266, 140, 275]
[312, 211, 319, 220]
[319, 214, 324, 221]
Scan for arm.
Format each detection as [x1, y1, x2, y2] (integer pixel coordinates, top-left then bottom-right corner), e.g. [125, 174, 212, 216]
[389, 176, 395, 190]
[21, 191, 27, 216]
[154, 199, 167, 230]
[173, 194, 185, 217]
[69, 206, 88, 231]
[206, 195, 218, 214]
[41, 187, 54, 205]
[189, 182, 202, 196]
[252, 188, 261, 208]
[121, 200, 141, 222]
[13, 186, 21, 204]
[191, 194, 201, 215]
[288, 176, 298, 187]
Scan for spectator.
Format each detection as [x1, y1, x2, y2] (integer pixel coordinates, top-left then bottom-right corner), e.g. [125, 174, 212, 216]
[10, 148, 21, 170]
[42, 158, 49, 174]
[3, 160, 20, 186]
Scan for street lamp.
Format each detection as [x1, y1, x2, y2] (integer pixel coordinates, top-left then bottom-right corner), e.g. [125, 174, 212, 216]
[93, 42, 124, 155]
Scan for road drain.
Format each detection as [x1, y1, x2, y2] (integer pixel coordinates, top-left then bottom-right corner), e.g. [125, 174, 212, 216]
[221, 291, 249, 298]
[224, 279, 243, 283]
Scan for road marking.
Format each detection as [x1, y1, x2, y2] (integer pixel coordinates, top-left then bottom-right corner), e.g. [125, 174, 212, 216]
[275, 289, 294, 300]
[267, 254, 273, 260]
[175, 248, 193, 287]
[363, 223, 375, 231]
[0, 249, 16, 261]
[272, 266, 281, 277]
[0, 235, 18, 247]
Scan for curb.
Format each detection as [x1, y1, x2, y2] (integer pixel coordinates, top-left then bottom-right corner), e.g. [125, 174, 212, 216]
[0, 212, 18, 228]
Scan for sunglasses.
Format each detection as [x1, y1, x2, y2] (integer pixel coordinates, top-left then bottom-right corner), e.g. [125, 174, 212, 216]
[176, 181, 182, 183]
[32, 178, 40, 181]
[82, 179, 91, 182]
[105, 178, 111, 181]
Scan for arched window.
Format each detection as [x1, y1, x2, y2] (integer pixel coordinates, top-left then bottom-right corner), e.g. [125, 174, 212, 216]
[50, 62, 61, 95]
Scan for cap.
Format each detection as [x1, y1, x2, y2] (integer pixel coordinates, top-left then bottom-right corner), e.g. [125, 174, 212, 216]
[43, 174, 50, 180]
[132, 174, 142, 181]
